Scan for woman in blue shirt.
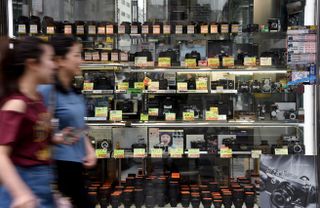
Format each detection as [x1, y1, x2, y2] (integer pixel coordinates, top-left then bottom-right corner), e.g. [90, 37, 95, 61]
[39, 35, 96, 208]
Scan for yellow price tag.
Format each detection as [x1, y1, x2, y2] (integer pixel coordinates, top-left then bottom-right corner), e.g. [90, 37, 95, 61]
[148, 108, 159, 116]
[118, 82, 129, 91]
[251, 150, 262, 158]
[106, 36, 114, 43]
[83, 82, 94, 90]
[134, 82, 144, 90]
[18, 25, 26, 34]
[260, 57, 272, 66]
[210, 107, 219, 114]
[223, 57, 235, 67]
[140, 113, 149, 121]
[185, 59, 197, 68]
[188, 148, 200, 158]
[183, 112, 195, 121]
[109, 110, 122, 121]
[95, 107, 108, 117]
[196, 80, 207, 90]
[275, 148, 288, 155]
[170, 148, 183, 158]
[151, 148, 163, 158]
[133, 148, 146, 158]
[96, 149, 108, 158]
[208, 58, 220, 68]
[178, 83, 188, 91]
[206, 111, 218, 121]
[220, 147, 233, 158]
[244, 57, 257, 67]
[148, 82, 159, 91]
[158, 57, 171, 67]
[47, 26, 55, 34]
[114, 149, 125, 158]
[165, 113, 176, 121]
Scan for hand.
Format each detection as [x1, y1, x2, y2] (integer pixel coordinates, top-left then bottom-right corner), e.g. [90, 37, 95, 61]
[83, 152, 97, 169]
[11, 192, 38, 208]
[52, 127, 80, 145]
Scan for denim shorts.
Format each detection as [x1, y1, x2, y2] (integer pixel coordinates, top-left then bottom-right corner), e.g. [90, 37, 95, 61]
[0, 165, 55, 208]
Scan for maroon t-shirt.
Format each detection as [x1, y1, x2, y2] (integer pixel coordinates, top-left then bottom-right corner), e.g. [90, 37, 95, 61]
[0, 93, 52, 167]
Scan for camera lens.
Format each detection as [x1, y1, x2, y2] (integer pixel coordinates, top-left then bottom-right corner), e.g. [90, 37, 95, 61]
[222, 192, 232, 208]
[245, 192, 255, 208]
[181, 191, 191, 208]
[202, 197, 212, 208]
[134, 189, 144, 208]
[111, 191, 122, 208]
[99, 186, 111, 208]
[213, 200, 223, 208]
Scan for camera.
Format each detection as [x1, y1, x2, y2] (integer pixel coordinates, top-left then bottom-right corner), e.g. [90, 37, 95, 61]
[190, 141, 207, 151]
[270, 102, 297, 121]
[187, 77, 197, 90]
[257, 104, 266, 120]
[115, 99, 138, 114]
[222, 137, 237, 150]
[238, 81, 250, 93]
[282, 136, 305, 154]
[251, 80, 261, 93]
[93, 74, 114, 90]
[283, 109, 297, 120]
[211, 79, 235, 90]
[97, 139, 113, 152]
[131, 137, 147, 151]
[261, 79, 272, 93]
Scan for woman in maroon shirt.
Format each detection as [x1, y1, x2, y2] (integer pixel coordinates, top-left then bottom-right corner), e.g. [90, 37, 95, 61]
[0, 37, 56, 208]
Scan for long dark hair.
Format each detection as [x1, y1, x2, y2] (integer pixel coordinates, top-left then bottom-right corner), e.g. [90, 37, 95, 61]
[49, 35, 80, 94]
[0, 36, 49, 99]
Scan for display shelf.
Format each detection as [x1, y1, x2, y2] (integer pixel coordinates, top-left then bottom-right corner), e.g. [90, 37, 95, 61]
[82, 89, 114, 95]
[176, 90, 209, 94]
[143, 90, 177, 94]
[84, 117, 108, 121]
[211, 89, 238, 94]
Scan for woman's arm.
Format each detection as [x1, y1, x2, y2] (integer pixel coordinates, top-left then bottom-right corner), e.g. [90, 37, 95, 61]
[83, 136, 97, 169]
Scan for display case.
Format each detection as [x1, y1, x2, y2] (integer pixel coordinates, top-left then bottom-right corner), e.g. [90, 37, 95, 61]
[11, 0, 318, 207]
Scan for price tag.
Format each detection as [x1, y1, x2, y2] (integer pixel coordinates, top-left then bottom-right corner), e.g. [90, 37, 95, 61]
[76, 25, 84, 35]
[111, 52, 119, 62]
[133, 148, 145, 158]
[101, 52, 109, 61]
[187, 25, 195, 34]
[114, 149, 125, 158]
[158, 57, 171, 67]
[178, 83, 188, 91]
[183, 112, 195, 121]
[88, 25, 96, 35]
[30, 25, 38, 34]
[251, 150, 262, 159]
[198, 60, 208, 67]
[64, 25, 72, 35]
[118, 82, 129, 91]
[188, 148, 200, 158]
[131, 25, 138, 34]
[95, 107, 108, 117]
[201, 25, 209, 34]
[118, 25, 126, 34]
[96, 149, 108, 158]
[196, 80, 207, 90]
[98, 26, 106, 35]
[244, 57, 257, 67]
[47, 26, 55, 34]
[142, 25, 149, 34]
[165, 113, 176, 121]
[163, 25, 171, 34]
[120, 52, 128, 61]
[220, 147, 233, 158]
[260, 57, 272, 66]
[140, 113, 149, 121]
[210, 25, 218, 33]
[148, 82, 159, 91]
[18, 24, 26, 34]
[110, 110, 122, 121]
[274, 148, 288, 155]
[223, 57, 235, 67]
[175, 25, 183, 34]
[210, 107, 219, 114]
[185, 59, 197, 68]
[208, 58, 220, 68]
[221, 24, 229, 33]
[106, 36, 113, 43]
[92, 52, 100, 61]
[231, 24, 240, 33]
[135, 57, 148, 67]
[106, 25, 114, 34]
[170, 148, 183, 158]
[151, 148, 163, 158]
[206, 111, 218, 121]
[153, 25, 161, 34]
[148, 108, 159, 116]
[134, 82, 144, 90]
[83, 82, 94, 90]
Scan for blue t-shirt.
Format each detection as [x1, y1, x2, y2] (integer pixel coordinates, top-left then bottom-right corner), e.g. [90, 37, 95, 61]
[38, 85, 86, 163]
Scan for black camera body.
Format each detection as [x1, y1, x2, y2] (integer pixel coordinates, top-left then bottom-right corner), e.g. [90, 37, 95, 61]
[190, 141, 207, 151]
[283, 136, 305, 154]
[238, 81, 251, 93]
[211, 79, 235, 90]
[251, 80, 261, 93]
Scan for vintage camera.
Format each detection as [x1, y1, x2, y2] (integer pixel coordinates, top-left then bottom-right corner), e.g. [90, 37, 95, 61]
[282, 136, 305, 154]
[270, 102, 297, 121]
[260, 163, 317, 208]
[238, 81, 250, 93]
[211, 79, 235, 90]
[251, 80, 261, 93]
[284, 109, 297, 120]
[261, 79, 272, 93]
